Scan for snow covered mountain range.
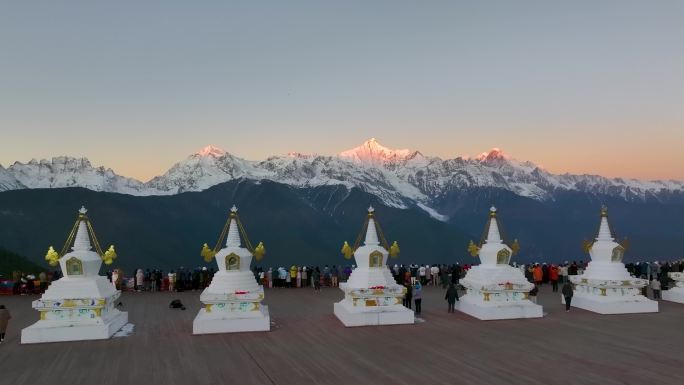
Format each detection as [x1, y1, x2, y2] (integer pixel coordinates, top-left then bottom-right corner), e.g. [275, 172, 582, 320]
[2, 138, 682, 221]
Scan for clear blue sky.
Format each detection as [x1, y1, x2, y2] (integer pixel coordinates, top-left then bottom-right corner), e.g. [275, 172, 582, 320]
[1, 1, 683, 180]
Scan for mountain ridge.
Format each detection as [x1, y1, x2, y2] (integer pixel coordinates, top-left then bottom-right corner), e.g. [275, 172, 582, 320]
[2, 139, 683, 222]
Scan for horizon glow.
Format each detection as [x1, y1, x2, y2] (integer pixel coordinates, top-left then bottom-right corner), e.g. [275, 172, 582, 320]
[1, 1, 683, 181]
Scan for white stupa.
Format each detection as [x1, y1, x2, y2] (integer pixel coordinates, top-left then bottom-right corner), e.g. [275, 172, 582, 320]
[568, 207, 658, 314]
[193, 205, 269, 334]
[663, 272, 684, 304]
[334, 206, 414, 327]
[21, 206, 128, 344]
[456, 206, 542, 320]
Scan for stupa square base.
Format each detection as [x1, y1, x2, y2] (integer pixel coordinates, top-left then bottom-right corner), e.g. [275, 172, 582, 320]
[661, 289, 684, 304]
[21, 311, 128, 344]
[333, 301, 414, 327]
[454, 297, 542, 320]
[193, 306, 270, 334]
[566, 295, 658, 314]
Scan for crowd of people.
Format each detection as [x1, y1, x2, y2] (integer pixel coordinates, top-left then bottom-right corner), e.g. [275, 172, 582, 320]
[3, 259, 683, 320]
[4, 259, 683, 297]
[2, 259, 683, 341]
[2, 270, 60, 296]
[515, 260, 684, 296]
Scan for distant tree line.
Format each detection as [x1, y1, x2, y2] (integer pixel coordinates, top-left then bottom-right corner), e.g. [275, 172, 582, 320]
[0, 247, 44, 278]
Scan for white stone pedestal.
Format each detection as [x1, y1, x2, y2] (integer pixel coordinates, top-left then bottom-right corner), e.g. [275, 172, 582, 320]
[568, 276, 658, 314]
[333, 271, 414, 327]
[662, 290, 684, 304]
[662, 272, 684, 304]
[21, 278, 128, 344]
[563, 294, 658, 314]
[454, 297, 542, 320]
[193, 305, 270, 334]
[456, 266, 542, 320]
[22, 310, 128, 344]
[334, 301, 414, 327]
[193, 276, 270, 335]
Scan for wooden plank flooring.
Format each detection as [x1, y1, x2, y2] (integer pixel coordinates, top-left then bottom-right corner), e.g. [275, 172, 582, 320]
[0, 285, 682, 385]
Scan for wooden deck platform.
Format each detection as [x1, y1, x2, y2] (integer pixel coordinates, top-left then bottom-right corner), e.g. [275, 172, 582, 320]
[0, 285, 682, 385]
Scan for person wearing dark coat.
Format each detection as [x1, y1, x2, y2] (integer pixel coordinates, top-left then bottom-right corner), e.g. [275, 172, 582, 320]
[403, 283, 413, 309]
[562, 281, 574, 312]
[312, 268, 321, 292]
[445, 284, 459, 313]
[0, 305, 11, 342]
[440, 268, 449, 289]
[450, 267, 460, 285]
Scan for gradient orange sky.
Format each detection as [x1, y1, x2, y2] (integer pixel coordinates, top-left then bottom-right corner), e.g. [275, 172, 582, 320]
[1, 2, 682, 181]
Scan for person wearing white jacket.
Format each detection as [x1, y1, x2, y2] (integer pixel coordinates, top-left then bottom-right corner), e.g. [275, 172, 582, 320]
[430, 265, 440, 286]
[650, 278, 661, 300]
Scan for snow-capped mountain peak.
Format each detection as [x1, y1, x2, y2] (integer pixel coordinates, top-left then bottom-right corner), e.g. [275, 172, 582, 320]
[2, 142, 683, 223]
[339, 138, 420, 165]
[196, 145, 226, 158]
[5, 156, 157, 195]
[476, 147, 509, 162]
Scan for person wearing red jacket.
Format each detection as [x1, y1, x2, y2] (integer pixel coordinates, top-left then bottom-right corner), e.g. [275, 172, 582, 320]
[533, 264, 543, 286]
[549, 265, 560, 292]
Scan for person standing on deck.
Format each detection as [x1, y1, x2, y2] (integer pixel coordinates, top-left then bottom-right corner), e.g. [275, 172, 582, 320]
[392, 264, 400, 284]
[562, 281, 573, 312]
[445, 284, 459, 313]
[312, 267, 321, 292]
[289, 265, 297, 288]
[410, 264, 418, 285]
[157, 270, 164, 291]
[0, 305, 11, 343]
[112, 269, 120, 290]
[331, 265, 339, 287]
[560, 263, 569, 284]
[135, 269, 144, 292]
[413, 281, 423, 315]
[431, 265, 439, 286]
[301, 266, 307, 288]
[38, 271, 48, 293]
[323, 265, 330, 286]
[168, 271, 176, 292]
[533, 264, 543, 286]
[344, 265, 352, 282]
[441, 267, 449, 289]
[403, 282, 413, 309]
[529, 285, 539, 304]
[296, 267, 302, 288]
[419, 264, 426, 285]
[451, 266, 460, 286]
[550, 265, 559, 292]
[651, 278, 661, 300]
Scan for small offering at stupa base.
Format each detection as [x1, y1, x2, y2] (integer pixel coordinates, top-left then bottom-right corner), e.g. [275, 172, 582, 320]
[21, 206, 128, 344]
[334, 206, 414, 327]
[456, 206, 542, 320]
[568, 207, 658, 314]
[663, 272, 684, 304]
[193, 205, 269, 334]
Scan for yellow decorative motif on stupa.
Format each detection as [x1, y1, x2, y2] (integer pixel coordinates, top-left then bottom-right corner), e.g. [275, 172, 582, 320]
[200, 205, 265, 263]
[44, 206, 117, 266]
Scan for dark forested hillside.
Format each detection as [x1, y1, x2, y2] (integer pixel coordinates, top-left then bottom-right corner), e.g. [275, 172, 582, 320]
[0, 179, 682, 272]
